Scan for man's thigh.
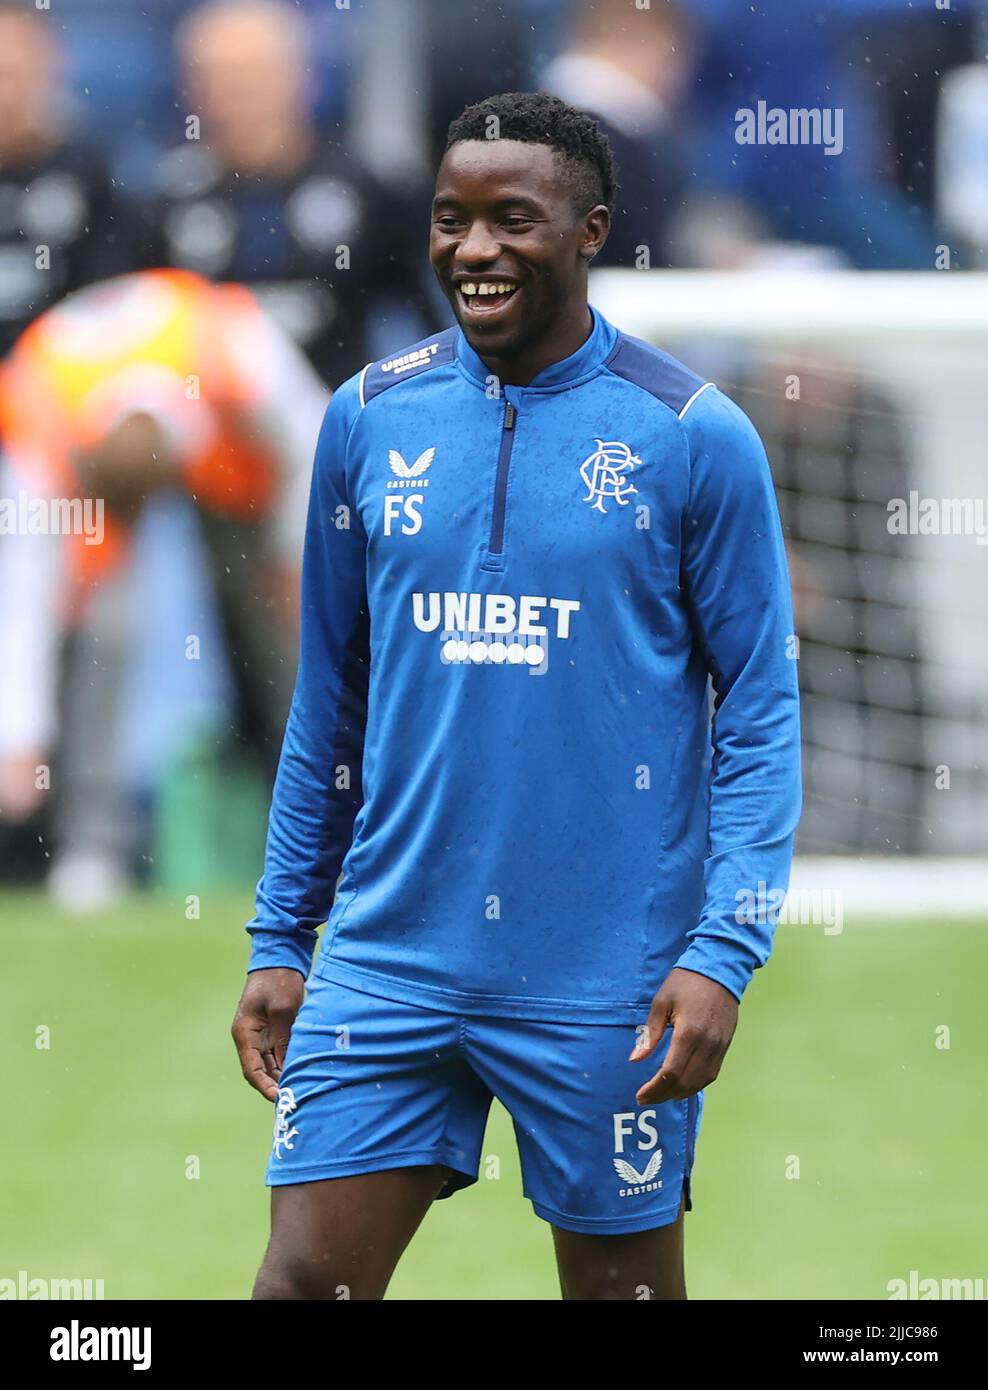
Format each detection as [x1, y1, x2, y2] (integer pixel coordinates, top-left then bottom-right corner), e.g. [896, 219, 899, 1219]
[255, 1166, 450, 1300]
[54, 569, 138, 860]
[254, 975, 493, 1298]
[196, 511, 298, 774]
[552, 1190, 687, 1301]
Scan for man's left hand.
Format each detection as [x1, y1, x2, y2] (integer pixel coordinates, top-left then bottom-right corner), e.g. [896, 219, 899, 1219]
[629, 968, 739, 1104]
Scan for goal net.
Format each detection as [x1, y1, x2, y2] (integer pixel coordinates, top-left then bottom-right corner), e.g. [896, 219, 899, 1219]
[591, 269, 988, 859]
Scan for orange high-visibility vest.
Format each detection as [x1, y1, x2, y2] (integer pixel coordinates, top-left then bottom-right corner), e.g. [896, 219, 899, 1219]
[0, 269, 278, 583]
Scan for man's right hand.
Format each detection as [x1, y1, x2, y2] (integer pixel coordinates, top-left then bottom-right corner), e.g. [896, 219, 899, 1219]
[0, 750, 47, 821]
[231, 967, 305, 1102]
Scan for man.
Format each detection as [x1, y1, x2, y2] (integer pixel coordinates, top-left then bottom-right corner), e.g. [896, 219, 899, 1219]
[233, 92, 801, 1301]
[0, 1, 140, 360]
[143, 0, 440, 386]
[541, 0, 696, 270]
[0, 269, 327, 906]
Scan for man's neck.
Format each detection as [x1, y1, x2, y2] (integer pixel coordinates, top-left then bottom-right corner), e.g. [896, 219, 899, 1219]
[478, 301, 594, 388]
[0, 123, 60, 170]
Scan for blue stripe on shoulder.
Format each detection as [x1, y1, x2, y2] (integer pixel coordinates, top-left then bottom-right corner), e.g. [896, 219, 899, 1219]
[605, 333, 707, 415]
[361, 327, 458, 405]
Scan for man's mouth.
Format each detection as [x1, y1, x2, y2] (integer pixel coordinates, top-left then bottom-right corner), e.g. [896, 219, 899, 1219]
[456, 279, 520, 321]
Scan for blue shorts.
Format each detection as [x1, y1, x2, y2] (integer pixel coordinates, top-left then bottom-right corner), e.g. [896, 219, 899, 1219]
[265, 973, 704, 1236]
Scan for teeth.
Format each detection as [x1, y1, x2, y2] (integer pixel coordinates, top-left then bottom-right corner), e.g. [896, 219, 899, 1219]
[460, 282, 514, 297]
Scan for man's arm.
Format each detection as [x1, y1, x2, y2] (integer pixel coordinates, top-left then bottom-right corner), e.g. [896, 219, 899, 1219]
[632, 387, 801, 1103]
[216, 292, 331, 570]
[0, 456, 65, 818]
[232, 375, 369, 1099]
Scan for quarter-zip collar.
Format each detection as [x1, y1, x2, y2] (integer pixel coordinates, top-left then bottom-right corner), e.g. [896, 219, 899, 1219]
[454, 304, 618, 394]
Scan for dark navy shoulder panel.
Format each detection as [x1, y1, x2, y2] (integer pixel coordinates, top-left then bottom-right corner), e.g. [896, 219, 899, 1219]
[360, 327, 458, 405]
[605, 332, 708, 416]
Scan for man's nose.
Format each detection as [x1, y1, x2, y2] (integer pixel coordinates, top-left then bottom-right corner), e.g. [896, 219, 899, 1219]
[455, 220, 501, 263]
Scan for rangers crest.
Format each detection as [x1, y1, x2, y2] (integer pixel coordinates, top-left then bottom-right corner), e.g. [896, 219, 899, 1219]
[579, 439, 641, 513]
[272, 1086, 300, 1159]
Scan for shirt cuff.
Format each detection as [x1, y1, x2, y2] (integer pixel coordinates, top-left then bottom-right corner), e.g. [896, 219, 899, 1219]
[246, 927, 317, 978]
[672, 935, 763, 1004]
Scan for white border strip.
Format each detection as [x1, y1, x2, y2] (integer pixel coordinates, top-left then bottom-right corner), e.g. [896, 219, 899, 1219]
[357, 362, 371, 409]
[678, 380, 715, 419]
[590, 269, 988, 342]
[788, 857, 988, 919]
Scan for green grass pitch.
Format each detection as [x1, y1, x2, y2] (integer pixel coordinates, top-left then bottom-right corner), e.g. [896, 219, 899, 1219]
[6, 888, 986, 1299]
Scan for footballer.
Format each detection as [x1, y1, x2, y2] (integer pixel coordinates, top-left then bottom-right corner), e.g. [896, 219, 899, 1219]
[231, 92, 801, 1301]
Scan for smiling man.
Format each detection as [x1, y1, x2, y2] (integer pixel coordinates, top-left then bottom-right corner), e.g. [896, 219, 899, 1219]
[232, 92, 801, 1301]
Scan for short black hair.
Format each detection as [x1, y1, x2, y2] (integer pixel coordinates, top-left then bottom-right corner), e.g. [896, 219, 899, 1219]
[444, 91, 618, 217]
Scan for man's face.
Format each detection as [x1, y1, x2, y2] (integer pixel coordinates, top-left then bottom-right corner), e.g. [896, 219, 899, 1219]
[181, 11, 307, 161]
[430, 140, 607, 363]
[0, 14, 57, 154]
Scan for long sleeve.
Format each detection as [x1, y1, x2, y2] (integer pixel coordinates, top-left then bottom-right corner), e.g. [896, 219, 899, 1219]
[673, 388, 802, 1001]
[245, 376, 369, 975]
[213, 291, 330, 566]
[0, 458, 65, 757]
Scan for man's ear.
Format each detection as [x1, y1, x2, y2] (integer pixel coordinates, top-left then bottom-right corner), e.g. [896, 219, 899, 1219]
[580, 204, 611, 262]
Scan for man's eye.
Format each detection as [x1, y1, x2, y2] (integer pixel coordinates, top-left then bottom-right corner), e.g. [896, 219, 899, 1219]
[503, 217, 534, 230]
[434, 217, 463, 231]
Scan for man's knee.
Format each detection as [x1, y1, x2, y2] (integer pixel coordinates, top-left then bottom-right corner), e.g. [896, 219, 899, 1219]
[560, 1266, 687, 1301]
[252, 1250, 363, 1301]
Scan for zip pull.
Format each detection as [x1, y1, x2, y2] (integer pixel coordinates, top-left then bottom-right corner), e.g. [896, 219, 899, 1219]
[504, 402, 516, 429]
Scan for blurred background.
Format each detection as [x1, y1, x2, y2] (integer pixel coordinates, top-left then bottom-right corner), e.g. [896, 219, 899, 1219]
[2, 0, 987, 1299]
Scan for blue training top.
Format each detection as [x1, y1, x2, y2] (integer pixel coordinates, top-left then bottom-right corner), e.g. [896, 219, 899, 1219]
[245, 305, 802, 1023]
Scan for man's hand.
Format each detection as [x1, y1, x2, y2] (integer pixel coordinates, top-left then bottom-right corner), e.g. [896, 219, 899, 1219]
[260, 560, 301, 635]
[629, 968, 739, 1105]
[0, 750, 47, 821]
[231, 967, 305, 1102]
[73, 411, 182, 520]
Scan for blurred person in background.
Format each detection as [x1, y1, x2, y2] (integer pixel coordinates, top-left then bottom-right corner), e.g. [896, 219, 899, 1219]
[0, 269, 328, 909]
[420, 0, 534, 168]
[142, 0, 440, 387]
[0, 0, 141, 360]
[542, 0, 697, 270]
[686, 0, 938, 269]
